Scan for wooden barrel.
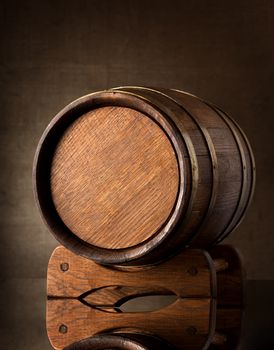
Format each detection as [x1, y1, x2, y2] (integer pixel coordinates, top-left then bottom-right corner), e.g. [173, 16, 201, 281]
[33, 87, 255, 266]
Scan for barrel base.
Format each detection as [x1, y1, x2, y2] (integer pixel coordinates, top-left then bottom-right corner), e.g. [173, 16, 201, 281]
[46, 245, 243, 350]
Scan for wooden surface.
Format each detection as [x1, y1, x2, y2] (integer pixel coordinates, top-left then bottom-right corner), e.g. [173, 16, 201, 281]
[33, 91, 186, 265]
[47, 246, 216, 350]
[48, 298, 213, 350]
[50, 106, 179, 249]
[112, 87, 255, 250]
[47, 245, 244, 350]
[47, 246, 215, 299]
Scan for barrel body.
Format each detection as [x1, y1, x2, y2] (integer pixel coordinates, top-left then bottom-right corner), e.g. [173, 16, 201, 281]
[33, 87, 255, 265]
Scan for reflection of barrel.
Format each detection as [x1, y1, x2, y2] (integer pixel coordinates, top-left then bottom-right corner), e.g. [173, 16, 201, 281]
[33, 87, 255, 265]
[64, 332, 172, 350]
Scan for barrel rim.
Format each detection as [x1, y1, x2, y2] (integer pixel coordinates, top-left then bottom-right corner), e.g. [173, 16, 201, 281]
[33, 90, 186, 265]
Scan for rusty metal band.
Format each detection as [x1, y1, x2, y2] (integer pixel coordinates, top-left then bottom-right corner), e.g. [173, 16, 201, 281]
[210, 104, 256, 242]
[172, 89, 254, 243]
[184, 90, 254, 243]
[165, 88, 219, 245]
[112, 87, 199, 246]
[205, 103, 248, 243]
[171, 89, 255, 201]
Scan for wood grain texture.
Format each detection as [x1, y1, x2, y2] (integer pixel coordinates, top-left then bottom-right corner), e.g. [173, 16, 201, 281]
[50, 106, 179, 249]
[47, 298, 213, 350]
[47, 246, 216, 349]
[46, 245, 245, 350]
[47, 246, 215, 299]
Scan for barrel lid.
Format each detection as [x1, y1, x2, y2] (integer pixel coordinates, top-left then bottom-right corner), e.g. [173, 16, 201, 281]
[50, 106, 179, 249]
[34, 90, 185, 264]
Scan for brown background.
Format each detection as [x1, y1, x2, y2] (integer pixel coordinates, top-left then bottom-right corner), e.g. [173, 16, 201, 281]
[0, 0, 273, 349]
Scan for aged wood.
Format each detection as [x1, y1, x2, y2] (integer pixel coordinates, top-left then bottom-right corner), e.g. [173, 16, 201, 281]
[34, 87, 255, 265]
[207, 104, 256, 243]
[50, 106, 179, 249]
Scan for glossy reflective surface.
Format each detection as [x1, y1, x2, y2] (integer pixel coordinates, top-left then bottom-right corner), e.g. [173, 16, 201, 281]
[1, 280, 274, 349]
